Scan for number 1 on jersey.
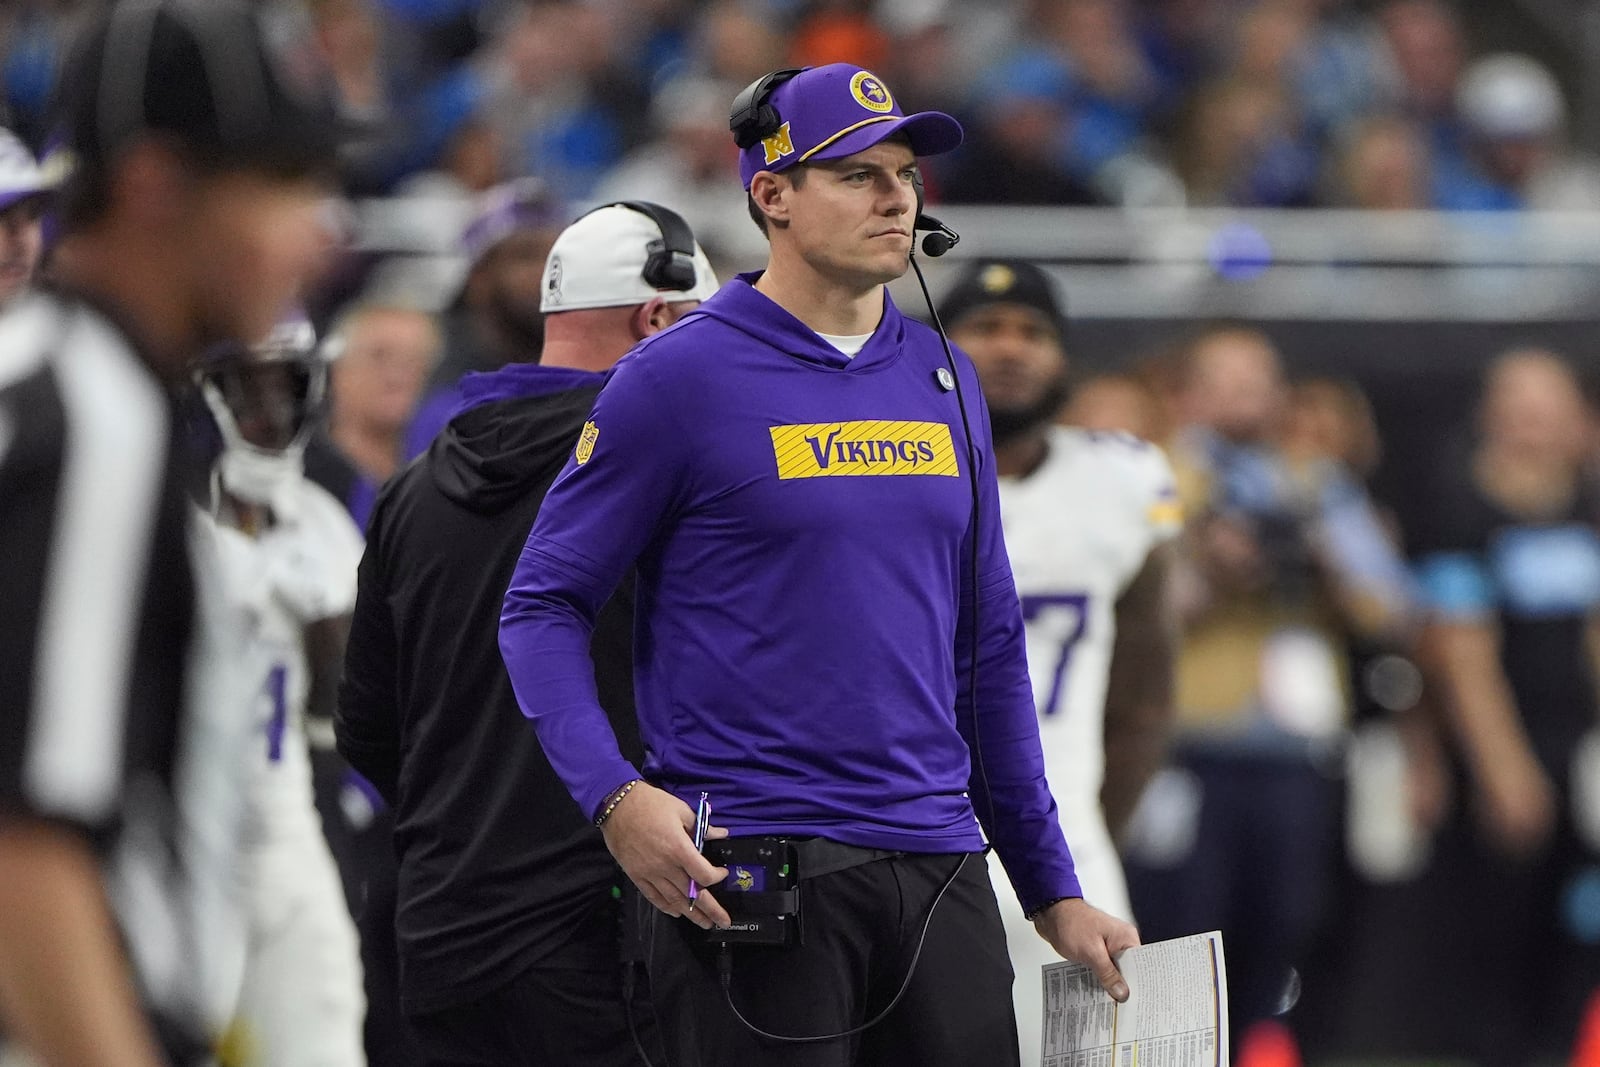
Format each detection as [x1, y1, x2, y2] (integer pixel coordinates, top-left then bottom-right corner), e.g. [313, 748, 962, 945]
[264, 663, 288, 762]
[1019, 593, 1089, 718]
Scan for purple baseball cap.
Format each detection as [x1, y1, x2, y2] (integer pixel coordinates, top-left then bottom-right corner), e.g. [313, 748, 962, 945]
[461, 177, 565, 266]
[736, 64, 964, 189]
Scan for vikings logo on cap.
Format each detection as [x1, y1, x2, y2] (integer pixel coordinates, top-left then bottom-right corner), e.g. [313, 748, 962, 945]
[850, 71, 894, 114]
[736, 63, 965, 189]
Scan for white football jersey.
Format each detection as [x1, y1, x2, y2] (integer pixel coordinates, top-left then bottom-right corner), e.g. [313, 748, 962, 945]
[195, 479, 364, 844]
[990, 427, 1180, 1067]
[1000, 427, 1180, 827]
[195, 479, 368, 1066]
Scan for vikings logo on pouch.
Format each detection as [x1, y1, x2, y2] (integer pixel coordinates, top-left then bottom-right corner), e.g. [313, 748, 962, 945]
[850, 71, 894, 114]
[575, 421, 598, 465]
[770, 420, 959, 479]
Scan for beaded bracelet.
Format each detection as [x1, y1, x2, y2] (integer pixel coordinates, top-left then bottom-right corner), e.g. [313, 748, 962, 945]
[1025, 896, 1075, 922]
[594, 778, 643, 828]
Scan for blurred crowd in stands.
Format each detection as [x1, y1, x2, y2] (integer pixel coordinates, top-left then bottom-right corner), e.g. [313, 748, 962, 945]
[7, 0, 1600, 270]
[9, 2, 1600, 1065]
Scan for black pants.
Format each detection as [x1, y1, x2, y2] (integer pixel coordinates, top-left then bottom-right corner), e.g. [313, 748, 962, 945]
[405, 955, 661, 1067]
[645, 849, 1019, 1067]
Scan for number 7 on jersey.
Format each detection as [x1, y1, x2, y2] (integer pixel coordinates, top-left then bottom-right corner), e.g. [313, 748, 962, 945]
[1018, 593, 1090, 719]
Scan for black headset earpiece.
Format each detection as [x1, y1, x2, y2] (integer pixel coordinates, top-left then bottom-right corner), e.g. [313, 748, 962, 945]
[910, 171, 960, 258]
[586, 200, 698, 292]
[729, 67, 804, 149]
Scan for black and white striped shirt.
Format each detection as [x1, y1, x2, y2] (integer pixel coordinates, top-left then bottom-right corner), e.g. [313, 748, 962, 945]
[0, 290, 248, 1063]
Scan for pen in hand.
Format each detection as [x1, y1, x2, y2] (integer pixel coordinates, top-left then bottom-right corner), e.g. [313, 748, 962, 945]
[688, 791, 710, 912]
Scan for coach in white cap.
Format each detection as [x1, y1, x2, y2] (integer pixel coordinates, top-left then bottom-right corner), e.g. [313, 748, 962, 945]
[336, 203, 715, 1066]
[0, 127, 53, 308]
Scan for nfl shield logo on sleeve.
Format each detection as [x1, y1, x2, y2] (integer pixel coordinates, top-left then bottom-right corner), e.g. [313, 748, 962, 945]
[575, 421, 599, 464]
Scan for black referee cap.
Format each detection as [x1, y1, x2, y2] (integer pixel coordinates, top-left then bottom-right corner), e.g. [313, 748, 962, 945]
[53, 0, 340, 193]
[936, 259, 1068, 343]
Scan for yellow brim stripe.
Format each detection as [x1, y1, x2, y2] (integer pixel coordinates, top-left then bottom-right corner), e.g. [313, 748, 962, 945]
[797, 115, 902, 163]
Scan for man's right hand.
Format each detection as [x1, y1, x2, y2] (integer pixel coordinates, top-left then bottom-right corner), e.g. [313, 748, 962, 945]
[600, 781, 732, 930]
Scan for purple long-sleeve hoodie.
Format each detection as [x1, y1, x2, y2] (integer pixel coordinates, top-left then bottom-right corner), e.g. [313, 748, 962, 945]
[499, 273, 1080, 913]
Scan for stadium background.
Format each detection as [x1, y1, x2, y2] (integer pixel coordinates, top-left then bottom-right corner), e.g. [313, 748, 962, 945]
[8, 1, 1600, 1065]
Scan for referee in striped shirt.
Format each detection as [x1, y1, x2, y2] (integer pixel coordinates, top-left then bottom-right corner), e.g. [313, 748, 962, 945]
[0, 3, 339, 1064]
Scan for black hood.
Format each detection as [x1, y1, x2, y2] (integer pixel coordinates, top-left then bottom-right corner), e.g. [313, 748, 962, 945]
[428, 385, 601, 515]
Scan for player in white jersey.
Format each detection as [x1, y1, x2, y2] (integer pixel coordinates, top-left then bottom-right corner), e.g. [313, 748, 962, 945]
[940, 261, 1180, 1066]
[192, 318, 367, 1067]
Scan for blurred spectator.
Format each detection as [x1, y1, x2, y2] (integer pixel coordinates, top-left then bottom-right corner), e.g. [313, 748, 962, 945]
[1282, 377, 1383, 480]
[435, 178, 564, 386]
[592, 75, 762, 266]
[1378, 0, 1465, 127]
[1172, 76, 1318, 206]
[1291, 0, 1395, 141]
[1228, 0, 1311, 95]
[1226, 0, 1394, 144]
[791, 0, 891, 71]
[393, 66, 506, 201]
[944, 48, 1100, 205]
[1442, 53, 1600, 212]
[313, 0, 389, 125]
[0, 5, 69, 146]
[609, 0, 701, 79]
[874, 0, 972, 119]
[1327, 113, 1430, 209]
[1041, 0, 1160, 185]
[405, 178, 566, 457]
[308, 302, 440, 529]
[0, 126, 50, 309]
[694, 0, 786, 86]
[1133, 0, 1226, 118]
[477, 1, 627, 200]
[1377, 0, 1471, 202]
[1398, 348, 1600, 1064]
[1121, 324, 1414, 1057]
[1064, 372, 1168, 442]
[1281, 377, 1439, 885]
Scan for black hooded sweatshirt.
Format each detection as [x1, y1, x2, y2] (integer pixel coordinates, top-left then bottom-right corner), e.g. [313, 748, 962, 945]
[337, 364, 641, 1013]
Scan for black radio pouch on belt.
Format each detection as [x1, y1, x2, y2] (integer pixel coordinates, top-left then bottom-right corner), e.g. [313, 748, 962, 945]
[701, 837, 802, 947]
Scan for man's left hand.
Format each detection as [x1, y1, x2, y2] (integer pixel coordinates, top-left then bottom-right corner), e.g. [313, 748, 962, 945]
[1033, 897, 1139, 1002]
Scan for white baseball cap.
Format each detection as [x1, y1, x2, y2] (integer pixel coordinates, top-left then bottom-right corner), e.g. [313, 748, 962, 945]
[541, 202, 719, 313]
[0, 128, 51, 211]
[1458, 54, 1565, 139]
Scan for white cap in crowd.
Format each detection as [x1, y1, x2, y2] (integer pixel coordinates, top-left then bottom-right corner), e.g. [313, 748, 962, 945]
[1458, 53, 1565, 140]
[0, 128, 52, 211]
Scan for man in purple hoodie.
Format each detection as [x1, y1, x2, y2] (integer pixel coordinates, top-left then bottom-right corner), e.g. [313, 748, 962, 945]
[500, 64, 1137, 1066]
